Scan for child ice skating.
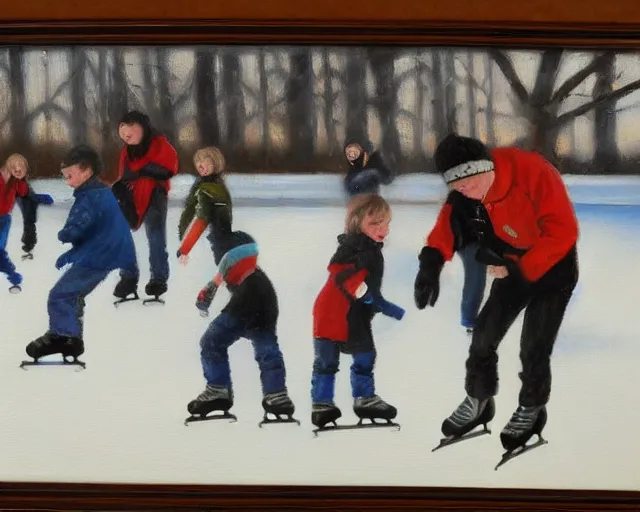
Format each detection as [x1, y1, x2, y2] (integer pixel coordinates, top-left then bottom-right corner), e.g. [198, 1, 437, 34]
[0, 154, 53, 293]
[310, 194, 405, 433]
[343, 139, 394, 198]
[431, 190, 488, 335]
[176, 146, 233, 261]
[111, 110, 179, 305]
[185, 229, 297, 426]
[414, 133, 579, 467]
[24, 145, 137, 367]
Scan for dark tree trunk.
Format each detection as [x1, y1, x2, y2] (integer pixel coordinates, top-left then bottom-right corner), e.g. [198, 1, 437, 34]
[70, 47, 87, 145]
[195, 48, 220, 147]
[593, 52, 619, 169]
[368, 47, 401, 167]
[222, 50, 245, 151]
[344, 49, 368, 145]
[285, 49, 314, 168]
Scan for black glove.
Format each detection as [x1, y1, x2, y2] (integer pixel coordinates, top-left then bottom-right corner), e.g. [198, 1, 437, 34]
[138, 163, 174, 181]
[121, 165, 139, 182]
[414, 246, 445, 309]
[22, 223, 36, 253]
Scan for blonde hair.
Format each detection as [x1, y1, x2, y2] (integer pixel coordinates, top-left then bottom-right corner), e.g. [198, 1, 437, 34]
[4, 153, 29, 173]
[344, 194, 391, 233]
[194, 146, 226, 174]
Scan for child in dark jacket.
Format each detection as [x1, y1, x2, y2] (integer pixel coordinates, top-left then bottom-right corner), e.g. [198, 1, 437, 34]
[24, 145, 137, 364]
[176, 146, 233, 262]
[343, 139, 394, 198]
[0, 154, 53, 292]
[186, 229, 296, 423]
[310, 194, 405, 429]
[431, 190, 488, 334]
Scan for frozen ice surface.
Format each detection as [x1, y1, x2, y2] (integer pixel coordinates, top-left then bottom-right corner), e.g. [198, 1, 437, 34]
[0, 176, 638, 490]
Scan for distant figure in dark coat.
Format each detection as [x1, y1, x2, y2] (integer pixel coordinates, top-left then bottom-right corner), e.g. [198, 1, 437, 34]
[342, 139, 394, 198]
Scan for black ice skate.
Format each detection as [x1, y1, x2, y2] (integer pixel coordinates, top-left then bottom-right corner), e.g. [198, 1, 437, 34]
[258, 390, 300, 427]
[432, 395, 495, 452]
[8, 284, 21, 294]
[184, 384, 237, 425]
[143, 280, 167, 306]
[21, 252, 33, 261]
[494, 405, 548, 470]
[312, 396, 401, 437]
[113, 276, 139, 307]
[21, 333, 86, 370]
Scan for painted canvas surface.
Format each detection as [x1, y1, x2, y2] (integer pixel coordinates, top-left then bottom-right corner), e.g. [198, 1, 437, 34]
[0, 45, 638, 490]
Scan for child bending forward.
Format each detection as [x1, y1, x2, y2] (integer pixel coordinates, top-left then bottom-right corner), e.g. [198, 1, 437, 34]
[25, 145, 137, 363]
[311, 194, 405, 429]
[187, 230, 296, 422]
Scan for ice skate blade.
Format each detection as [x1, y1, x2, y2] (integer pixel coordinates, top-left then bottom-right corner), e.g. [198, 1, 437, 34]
[184, 412, 237, 426]
[432, 425, 491, 452]
[143, 296, 165, 306]
[313, 418, 400, 437]
[258, 414, 301, 428]
[21, 252, 33, 261]
[20, 358, 86, 372]
[113, 293, 139, 308]
[494, 436, 548, 471]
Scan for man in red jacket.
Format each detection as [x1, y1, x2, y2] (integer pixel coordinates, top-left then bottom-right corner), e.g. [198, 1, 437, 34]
[111, 111, 179, 304]
[414, 133, 579, 455]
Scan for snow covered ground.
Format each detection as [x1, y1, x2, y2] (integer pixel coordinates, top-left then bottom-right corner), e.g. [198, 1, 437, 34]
[0, 174, 638, 491]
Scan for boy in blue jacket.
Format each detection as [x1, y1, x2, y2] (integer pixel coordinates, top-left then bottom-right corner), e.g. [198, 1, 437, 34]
[24, 145, 137, 365]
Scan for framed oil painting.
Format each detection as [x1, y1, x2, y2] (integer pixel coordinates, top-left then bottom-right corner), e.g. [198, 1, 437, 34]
[1, 1, 640, 510]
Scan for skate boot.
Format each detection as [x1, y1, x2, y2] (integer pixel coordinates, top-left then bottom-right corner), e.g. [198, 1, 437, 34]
[259, 390, 300, 427]
[185, 384, 236, 424]
[354, 395, 398, 423]
[500, 405, 548, 452]
[113, 276, 139, 306]
[494, 405, 549, 469]
[311, 402, 342, 428]
[22, 333, 85, 368]
[143, 280, 167, 306]
[8, 272, 22, 294]
[433, 395, 495, 451]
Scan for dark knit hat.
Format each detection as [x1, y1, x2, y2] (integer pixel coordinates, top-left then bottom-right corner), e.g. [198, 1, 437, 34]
[434, 133, 494, 184]
[60, 144, 103, 175]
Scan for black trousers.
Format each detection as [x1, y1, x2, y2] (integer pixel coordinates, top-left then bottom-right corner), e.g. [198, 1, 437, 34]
[464, 245, 579, 407]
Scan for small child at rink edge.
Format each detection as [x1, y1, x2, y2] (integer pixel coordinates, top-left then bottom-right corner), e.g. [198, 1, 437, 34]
[186, 229, 296, 422]
[310, 194, 405, 429]
[25, 145, 137, 363]
[0, 153, 53, 293]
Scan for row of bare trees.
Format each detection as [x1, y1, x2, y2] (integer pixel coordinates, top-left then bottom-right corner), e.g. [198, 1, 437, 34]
[0, 45, 639, 178]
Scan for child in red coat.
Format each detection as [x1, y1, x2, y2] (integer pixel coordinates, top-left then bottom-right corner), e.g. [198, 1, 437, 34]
[0, 154, 53, 293]
[414, 133, 579, 454]
[311, 194, 405, 429]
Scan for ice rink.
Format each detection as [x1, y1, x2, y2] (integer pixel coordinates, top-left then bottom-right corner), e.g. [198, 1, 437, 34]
[0, 175, 639, 491]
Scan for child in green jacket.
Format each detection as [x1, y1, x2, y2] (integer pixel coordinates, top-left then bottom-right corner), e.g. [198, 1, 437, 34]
[177, 146, 233, 260]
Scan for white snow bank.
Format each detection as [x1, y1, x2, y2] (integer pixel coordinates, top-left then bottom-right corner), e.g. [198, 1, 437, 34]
[27, 173, 640, 207]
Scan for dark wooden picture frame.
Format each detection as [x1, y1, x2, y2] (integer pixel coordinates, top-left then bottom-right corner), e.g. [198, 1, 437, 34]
[1, 1, 639, 510]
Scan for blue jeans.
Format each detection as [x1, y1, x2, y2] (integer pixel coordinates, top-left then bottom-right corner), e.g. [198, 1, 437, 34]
[121, 190, 169, 284]
[199, 312, 287, 395]
[459, 242, 487, 329]
[0, 214, 21, 286]
[48, 264, 111, 337]
[311, 337, 376, 403]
